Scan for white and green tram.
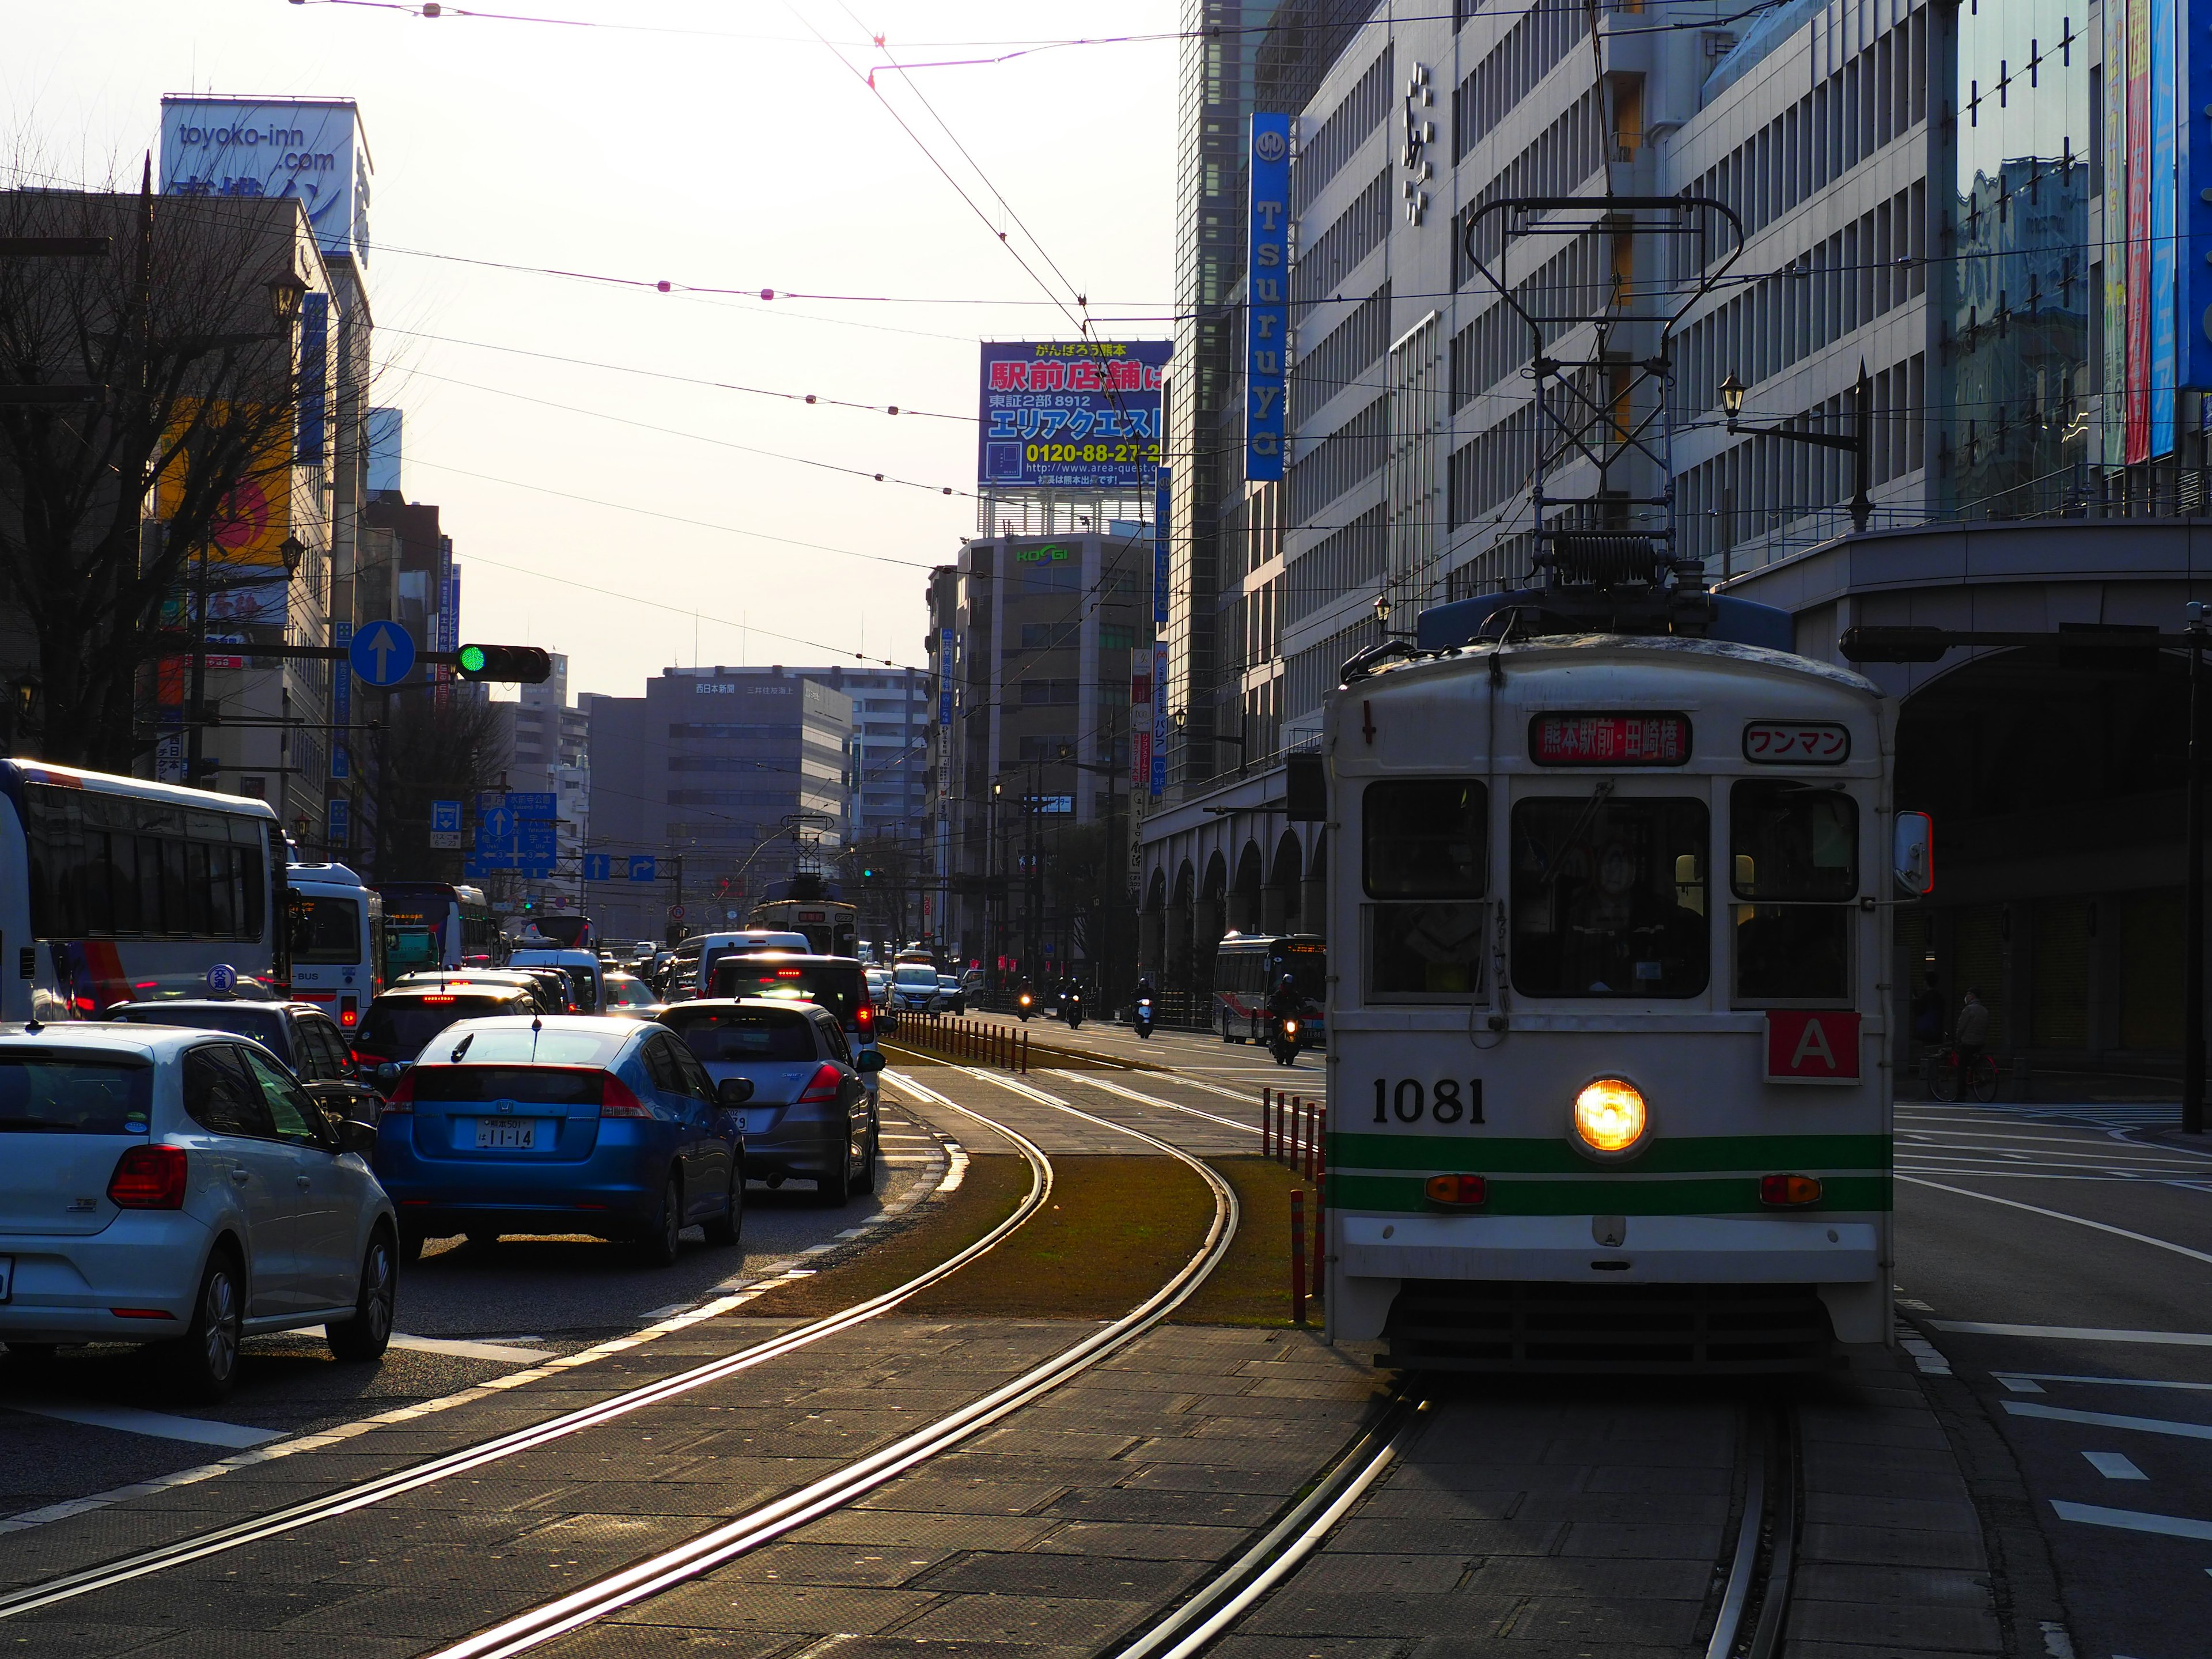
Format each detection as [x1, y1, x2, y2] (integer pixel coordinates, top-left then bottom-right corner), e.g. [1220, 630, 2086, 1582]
[1322, 594, 1922, 1371]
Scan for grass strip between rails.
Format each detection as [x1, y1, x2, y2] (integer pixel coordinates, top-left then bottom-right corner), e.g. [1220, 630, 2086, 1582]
[733, 1154, 1032, 1318]
[1169, 1157, 1316, 1328]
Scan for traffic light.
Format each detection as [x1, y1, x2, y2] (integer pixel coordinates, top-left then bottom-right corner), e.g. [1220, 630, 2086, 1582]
[454, 644, 553, 683]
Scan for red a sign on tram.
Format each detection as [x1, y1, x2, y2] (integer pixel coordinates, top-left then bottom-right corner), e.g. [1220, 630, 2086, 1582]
[1764, 1010, 1862, 1084]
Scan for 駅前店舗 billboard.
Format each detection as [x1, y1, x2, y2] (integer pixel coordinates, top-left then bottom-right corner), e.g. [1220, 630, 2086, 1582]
[979, 340, 1171, 490]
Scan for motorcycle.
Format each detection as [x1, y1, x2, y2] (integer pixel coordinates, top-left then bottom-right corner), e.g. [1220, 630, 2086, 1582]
[1270, 1014, 1302, 1067]
[1017, 991, 1033, 1022]
[1133, 996, 1154, 1039]
[1061, 989, 1084, 1031]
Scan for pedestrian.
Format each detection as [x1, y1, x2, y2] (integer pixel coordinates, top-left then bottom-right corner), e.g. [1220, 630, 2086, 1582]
[1955, 987, 1990, 1075]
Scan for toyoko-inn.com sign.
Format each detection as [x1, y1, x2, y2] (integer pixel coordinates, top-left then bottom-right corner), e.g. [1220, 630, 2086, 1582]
[159, 97, 372, 263]
[979, 340, 1171, 490]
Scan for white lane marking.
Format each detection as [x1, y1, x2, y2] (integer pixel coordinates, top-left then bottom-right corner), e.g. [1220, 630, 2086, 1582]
[1897, 1168, 2212, 1185]
[1930, 1321, 2212, 1347]
[1045, 1070, 1260, 1135]
[2050, 1499, 2212, 1540]
[1898, 1176, 2212, 1266]
[2003, 1400, 2212, 1442]
[391, 1334, 559, 1364]
[3, 1402, 280, 1449]
[2082, 1452, 2147, 1479]
[1997, 1373, 2212, 1395]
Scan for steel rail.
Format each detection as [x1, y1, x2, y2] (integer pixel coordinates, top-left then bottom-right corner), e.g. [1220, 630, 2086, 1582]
[1706, 1404, 1800, 1659]
[421, 1065, 1239, 1659]
[0, 1104, 1056, 1622]
[1111, 1395, 1426, 1659]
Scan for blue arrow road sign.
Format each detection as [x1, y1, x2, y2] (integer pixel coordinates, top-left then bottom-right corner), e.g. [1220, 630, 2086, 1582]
[481, 806, 515, 843]
[628, 856, 657, 882]
[505, 792, 557, 820]
[519, 824, 556, 861]
[582, 854, 612, 882]
[431, 800, 462, 835]
[348, 620, 415, 687]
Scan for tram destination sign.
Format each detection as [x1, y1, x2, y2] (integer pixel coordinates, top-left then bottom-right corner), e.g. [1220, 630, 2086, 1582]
[1743, 721, 1849, 764]
[1529, 713, 1690, 767]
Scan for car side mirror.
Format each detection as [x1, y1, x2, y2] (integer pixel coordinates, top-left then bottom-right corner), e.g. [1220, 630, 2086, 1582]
[339, 1118, 379, 1156]
[716, 1077, 755, 1107]
[854, 1050, 885, 1074]
[374, 1062, 402, 1087]
[1893, 810, 1934, 896]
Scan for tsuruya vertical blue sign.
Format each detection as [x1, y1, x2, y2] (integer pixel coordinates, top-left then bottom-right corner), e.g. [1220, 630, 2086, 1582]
[1246, 113, 1291, 483]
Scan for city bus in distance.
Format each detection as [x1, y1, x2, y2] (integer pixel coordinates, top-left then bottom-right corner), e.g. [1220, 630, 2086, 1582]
[0, 759, 285, 1021]
[1213, 932, 1327, 1045]
[285, 861, 385, 1032]
[374, 881, 501, 973]
[528, 915, 594, 951]
[748, 897, 858, 958]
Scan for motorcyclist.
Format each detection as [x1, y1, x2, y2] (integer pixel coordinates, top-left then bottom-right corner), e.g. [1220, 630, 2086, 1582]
[1267, 972, 1305, 1029]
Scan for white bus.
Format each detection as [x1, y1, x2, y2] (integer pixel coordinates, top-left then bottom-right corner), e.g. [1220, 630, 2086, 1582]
[374, 881, 500, 973]
[285, 862, 385, 1034]
[0, 760, 285, 1021]
[1321, 584, 1917, 1372]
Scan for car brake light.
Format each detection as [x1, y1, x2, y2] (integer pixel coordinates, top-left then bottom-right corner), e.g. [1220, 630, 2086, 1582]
[421, 995, 456, 1004]
[340, 997, 358, 1028]
[601, 1073, 653, 1118]
[797, 1063, 843, 1105]
[384, 1069, 416, 1112]
[855, 1001, 874, 1033]
[1760, 1173, 1823, 1207]
[1423, 1173, 1487, 1207]
[108, 1145, 188, 1210]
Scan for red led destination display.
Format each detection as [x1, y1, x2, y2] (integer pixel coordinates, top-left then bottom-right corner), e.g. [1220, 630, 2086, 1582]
[1528, 713, 1691, 766]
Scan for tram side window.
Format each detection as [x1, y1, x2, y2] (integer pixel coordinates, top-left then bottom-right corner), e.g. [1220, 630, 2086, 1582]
[22, 785, 266, 942]
[1362, 780, 1488, 999]
[1730, 782, 1857, 1002]
[1511, 797, 1709, 998]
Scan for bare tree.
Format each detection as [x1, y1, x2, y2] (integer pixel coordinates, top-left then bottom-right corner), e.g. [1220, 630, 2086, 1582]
[0, 166, 316, 769]
[372, 690, 512, 881]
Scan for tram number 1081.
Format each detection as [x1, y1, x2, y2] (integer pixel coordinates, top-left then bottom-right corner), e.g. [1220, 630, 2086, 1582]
[1371, 1078, 1486, 1125]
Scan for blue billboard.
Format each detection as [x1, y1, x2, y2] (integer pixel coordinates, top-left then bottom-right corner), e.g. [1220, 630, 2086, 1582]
[1245, 113, 1292, 482]
[979, 340, 1171, 489]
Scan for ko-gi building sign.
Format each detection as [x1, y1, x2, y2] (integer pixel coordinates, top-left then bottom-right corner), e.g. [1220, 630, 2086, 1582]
[978, 340, 1170, 490]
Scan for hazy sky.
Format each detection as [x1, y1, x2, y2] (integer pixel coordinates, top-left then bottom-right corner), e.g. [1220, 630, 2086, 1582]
[6, 0, 1177, 702]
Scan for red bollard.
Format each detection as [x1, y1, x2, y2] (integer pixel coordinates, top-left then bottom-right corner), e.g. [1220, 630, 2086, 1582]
[1290, 1190, 1307, 1324]
[1304, 1100, 1318, 1181]
[1021, 1030, 1029, 1074]
[1262, 1088, 1272, 1157]
[1312, 1115, 1327, 1304]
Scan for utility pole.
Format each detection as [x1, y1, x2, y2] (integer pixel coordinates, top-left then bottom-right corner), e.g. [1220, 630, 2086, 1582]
[2188, 603, 2206, 1134]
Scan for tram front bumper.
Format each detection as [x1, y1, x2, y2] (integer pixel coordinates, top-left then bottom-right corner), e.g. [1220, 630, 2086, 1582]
[1339, 1212, 1879, 1284]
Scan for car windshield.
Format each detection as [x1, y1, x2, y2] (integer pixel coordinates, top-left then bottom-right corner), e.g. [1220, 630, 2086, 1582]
[386, 926, 439, 972]
[603, 975, 657, 1007]
[0, 1054, 153, 1134]
[444, 1027, 630, 1067]
[1510, 796, 1710, 998]
[357, 997, 514, 1060]
[112, 1004, 289, 1062]
[711, 960, 865, 1025]
[894, 967, 937, 986]
[661, 1006, 817, 1063]
[289, 894, 362, 965]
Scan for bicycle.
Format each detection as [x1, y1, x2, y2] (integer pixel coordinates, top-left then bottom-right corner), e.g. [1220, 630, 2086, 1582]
[1929, 1045, 1999, 1103]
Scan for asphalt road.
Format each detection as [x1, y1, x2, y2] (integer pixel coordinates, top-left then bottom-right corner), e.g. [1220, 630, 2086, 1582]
[0, 1100, 950, 1522]
[1896, 1099, 2212, 1659]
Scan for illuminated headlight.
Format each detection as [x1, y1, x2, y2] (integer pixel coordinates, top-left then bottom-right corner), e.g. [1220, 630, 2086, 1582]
[1573, 1078, 1648, 1158]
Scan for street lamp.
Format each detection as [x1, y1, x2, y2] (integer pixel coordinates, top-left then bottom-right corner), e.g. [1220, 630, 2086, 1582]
[278, 534, 306, 578]
[12, 671, 39, 728]
[1719, 364, 1871, 533]
[267, 268, 309, 326]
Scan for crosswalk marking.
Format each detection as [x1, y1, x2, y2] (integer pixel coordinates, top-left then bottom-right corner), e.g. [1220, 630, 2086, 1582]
[2051, 1499, 2212, 1541]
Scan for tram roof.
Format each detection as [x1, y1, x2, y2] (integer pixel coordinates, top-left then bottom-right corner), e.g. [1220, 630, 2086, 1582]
[1363, 631, 1880, 698]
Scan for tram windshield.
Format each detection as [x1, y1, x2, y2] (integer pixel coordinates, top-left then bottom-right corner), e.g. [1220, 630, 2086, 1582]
[1730, 782, 1857, 1001]
[1511, 796, 1708, 997]
[1363, 780, 1488, 998]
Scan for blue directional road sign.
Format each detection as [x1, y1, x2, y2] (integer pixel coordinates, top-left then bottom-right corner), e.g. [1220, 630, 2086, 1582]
[505, 792, 557, 820]
[478, 805, 516, 849]
[431, 800, 462, 836]
[348, 620, 415, 687]
[627, 856, 657, 882]
[582, 853, 613, 882]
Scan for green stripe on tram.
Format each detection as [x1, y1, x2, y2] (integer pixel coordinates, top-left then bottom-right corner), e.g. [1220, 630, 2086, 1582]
[1326, 1171, 1895, 1217]
[1327, 1130, 1891, 1176]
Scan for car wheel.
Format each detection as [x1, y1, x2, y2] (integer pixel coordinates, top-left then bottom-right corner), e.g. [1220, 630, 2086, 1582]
[703, 1162, 743, 1247]
[638, 1173, 683, 1265]
[328, 1229, 397, 1362]
[3, 1342, 60, 1367]
[850, 1124, 878, 1197]
[162, 1246, 244, 1404]
[817, 1136, 854, 1207]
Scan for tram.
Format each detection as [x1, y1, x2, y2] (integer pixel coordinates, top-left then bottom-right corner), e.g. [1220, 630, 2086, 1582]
[1321, 558, 1923, 1371]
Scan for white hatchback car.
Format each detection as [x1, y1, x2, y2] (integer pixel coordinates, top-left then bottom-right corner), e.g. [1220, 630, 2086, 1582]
[0, 1024, 397, 1401]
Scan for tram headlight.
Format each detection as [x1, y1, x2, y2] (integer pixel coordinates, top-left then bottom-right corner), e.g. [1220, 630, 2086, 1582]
[1572, 1078, 1648, 1157]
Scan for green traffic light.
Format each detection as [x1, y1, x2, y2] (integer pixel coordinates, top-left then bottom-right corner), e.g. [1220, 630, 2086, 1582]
[457, 644, 488, 673]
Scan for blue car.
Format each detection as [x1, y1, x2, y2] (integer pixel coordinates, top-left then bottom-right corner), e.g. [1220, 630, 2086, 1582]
[373, 1015, 748, 1266]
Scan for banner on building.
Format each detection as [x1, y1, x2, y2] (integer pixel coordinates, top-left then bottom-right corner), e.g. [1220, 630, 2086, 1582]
[160, 97, 372, 263]
[1150, 468, 1171, 798]
[978, 340, 1171, 489]
[1245, 113, 1291, 482]
[331, 621, 351, 778]
[2149, 0, 2178, 459]
[156, 404, 296, 569]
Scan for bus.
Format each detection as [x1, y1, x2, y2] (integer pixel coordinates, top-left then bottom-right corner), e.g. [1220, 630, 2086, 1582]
[285, 861, 385, 1032]
[1320, 579, 1907, 1372]
[1213, 932, 1327, 1044]
[374, 881, 501, 973]
[748, 897, 858, 958]
[527, 915, 594, 952]
[0, 760, 285, 1021]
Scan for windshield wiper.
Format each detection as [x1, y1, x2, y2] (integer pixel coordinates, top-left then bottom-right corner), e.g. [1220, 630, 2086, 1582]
[1536, 781, 1616, 888]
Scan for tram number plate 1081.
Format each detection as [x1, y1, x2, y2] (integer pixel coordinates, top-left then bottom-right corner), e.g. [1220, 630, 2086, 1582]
[1372, 1078, 1485, 1124]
